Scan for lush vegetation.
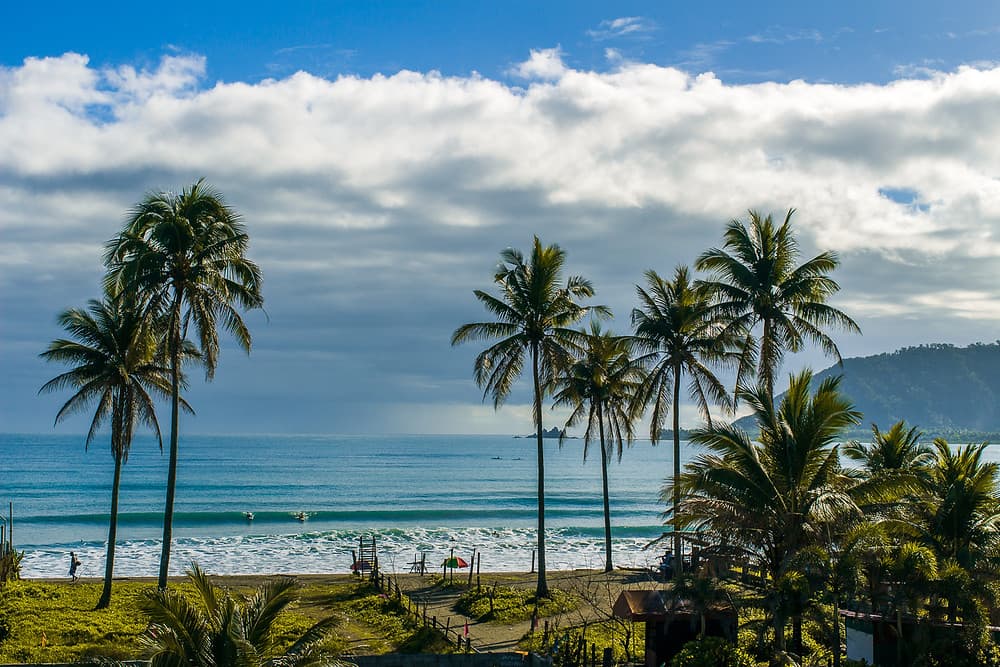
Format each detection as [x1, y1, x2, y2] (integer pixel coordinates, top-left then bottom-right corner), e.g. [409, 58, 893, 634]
[452, 211, 1000, 666]
[670, 637, 755, 667]
[0, 576, 451, 663]
[140, 563, 341, 667]
[455, 584, 577, 623]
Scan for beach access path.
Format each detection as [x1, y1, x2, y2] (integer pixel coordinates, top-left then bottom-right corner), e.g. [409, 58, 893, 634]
[389, 568, 661, 652]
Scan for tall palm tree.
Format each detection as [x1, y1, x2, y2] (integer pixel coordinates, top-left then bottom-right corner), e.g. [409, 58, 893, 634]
[140, 562, 341, 667]
[631, 266, 738, 578]
[670, 370, 861, 652]
[39, 295, 176, 608]
[695, 209, 860, 400]
[551, 322, 644, 572]
[104, 180, 263, 589]
[451, 237, 606, 597]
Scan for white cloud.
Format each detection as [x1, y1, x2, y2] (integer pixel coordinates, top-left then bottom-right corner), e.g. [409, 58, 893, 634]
[6, 52, 1000, 432]
[587, 17, 656, 41]
[509, 47, 567, 80]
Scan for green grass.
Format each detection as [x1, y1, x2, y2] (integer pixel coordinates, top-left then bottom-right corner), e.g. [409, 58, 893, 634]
[0, 580, 160, 663]
[455, 585, 578, 623]
[0, 579, 451, 663]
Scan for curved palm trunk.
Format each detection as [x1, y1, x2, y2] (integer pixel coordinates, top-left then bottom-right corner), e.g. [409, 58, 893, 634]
[597, 402, 613, 572]
[97, 452, 123, 608]
[672, 363, 682, 581]
[532, 341, 549, 598]
[158, 297, 182, 590]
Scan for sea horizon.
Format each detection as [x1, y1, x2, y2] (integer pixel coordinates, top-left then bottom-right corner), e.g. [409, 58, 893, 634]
[1, 432, 681, 579]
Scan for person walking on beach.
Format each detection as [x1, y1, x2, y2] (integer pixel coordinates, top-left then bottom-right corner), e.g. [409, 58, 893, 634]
[69, 551, 81, 582]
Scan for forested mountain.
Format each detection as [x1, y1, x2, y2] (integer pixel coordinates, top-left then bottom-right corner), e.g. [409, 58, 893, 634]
[733, 342, 1000, 437]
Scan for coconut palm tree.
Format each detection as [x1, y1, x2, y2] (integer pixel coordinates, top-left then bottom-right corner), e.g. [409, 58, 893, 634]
[104, 180, 263, 589]
[631, 266, 739, 578]
[844, 421, 932, 514]
[906, 439, 1000, 624]
[844, 421, 933, 476]
[451, 237, 607, 597]
[39, 295, 178, 608]
[670, 370, 861, 652]
[551, 322, 644, 571]
[140, 562, 341, 667]
[695, 209, 860, 400]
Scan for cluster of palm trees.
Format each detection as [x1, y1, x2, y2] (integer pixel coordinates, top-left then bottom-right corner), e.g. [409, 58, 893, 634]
[679, 389, 1000, 664]
[40, 180, 263, 608]
[452, 209, 860, 600]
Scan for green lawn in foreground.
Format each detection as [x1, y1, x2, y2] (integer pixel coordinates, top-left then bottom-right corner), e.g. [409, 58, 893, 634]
[0, 579, 451, 663]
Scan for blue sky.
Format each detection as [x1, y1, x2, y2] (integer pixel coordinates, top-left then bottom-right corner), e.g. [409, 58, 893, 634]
[3, 2, 1000, 435]
[6, 1, 1000, 84]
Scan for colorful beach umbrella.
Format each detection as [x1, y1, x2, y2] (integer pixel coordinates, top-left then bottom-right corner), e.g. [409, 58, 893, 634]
[442, 556, 469, 568]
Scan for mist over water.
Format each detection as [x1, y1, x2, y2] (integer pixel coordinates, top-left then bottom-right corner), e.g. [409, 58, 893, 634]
[2, 433, 685, 578]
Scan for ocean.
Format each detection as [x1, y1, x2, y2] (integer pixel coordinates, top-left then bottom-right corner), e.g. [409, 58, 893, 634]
[1, 432, 686, 579]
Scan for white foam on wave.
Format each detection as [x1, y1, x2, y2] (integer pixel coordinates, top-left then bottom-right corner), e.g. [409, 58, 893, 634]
[21, 525, 665, 578]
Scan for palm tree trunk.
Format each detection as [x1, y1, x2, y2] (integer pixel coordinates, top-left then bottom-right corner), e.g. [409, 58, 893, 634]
[897, 609, 903, 667]
[97, 451, 123, 609]
[792, 614, 803, 658]
[158, 297, 182, 590]
[761, 318, 774, 402]
[597, 402, 612, 572]
[832, 589, 841, 667]
[532, 341, 548, 598]
[672, 363, 682, 581]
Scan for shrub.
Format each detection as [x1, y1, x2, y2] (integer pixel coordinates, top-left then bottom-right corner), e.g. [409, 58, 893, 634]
[456, 585, 576, 623]
[670, 636, 755, 667]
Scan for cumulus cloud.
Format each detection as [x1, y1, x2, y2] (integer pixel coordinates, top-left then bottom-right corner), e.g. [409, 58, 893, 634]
[5, 52, 1000, 433]
[509, 47, 568, 80]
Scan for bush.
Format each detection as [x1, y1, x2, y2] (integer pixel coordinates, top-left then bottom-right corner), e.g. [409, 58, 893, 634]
[670, 636, 755, 667]
[455, 585, 576, 623]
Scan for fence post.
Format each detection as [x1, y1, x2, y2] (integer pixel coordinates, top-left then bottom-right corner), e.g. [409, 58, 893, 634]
[530, 549, 535, 573]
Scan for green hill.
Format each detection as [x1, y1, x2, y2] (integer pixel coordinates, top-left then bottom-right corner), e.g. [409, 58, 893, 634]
[733, 342, 1000, 440]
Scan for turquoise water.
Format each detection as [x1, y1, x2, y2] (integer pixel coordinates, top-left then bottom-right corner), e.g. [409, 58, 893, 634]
[1, 433, 685, 578]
